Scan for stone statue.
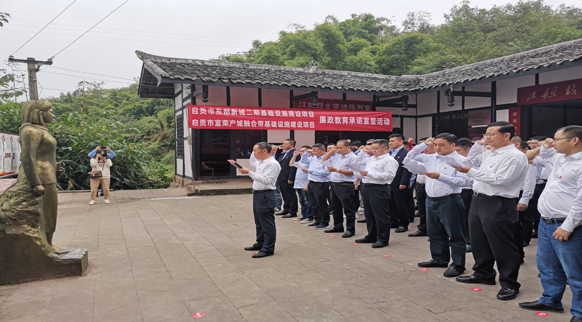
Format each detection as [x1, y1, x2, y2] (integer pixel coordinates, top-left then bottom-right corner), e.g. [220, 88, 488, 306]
[0, 100, 87, 285]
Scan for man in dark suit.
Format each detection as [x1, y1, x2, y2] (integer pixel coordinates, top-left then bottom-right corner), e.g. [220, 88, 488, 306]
[388, 134, 413, 233]
[275, 139, 299, 218]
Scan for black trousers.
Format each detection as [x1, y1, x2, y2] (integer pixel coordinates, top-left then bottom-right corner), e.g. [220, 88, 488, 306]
[330, 184, 356, 233]
[390, 186, 409, 228]
[523, 183, 545, 241]
[405, 184, 416, 222]
[469, 195, 521, 290]
[461, 189, 473, 244]
[278, 179, 298, 215]
[308, 181, 331, 225]
[415, 183, 427, 231]
[253, 191, 277, 252]
[362, 184, 392, 243]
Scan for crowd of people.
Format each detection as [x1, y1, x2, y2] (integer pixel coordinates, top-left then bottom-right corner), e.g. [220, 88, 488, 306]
[238, 121, 581, 322]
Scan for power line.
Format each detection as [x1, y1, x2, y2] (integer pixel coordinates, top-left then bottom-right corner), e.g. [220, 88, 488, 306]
[50, 0, 130, 60]
[46, 66, 134, 81]
[42, 70, 134, 84]
[10, 0, 77, 56]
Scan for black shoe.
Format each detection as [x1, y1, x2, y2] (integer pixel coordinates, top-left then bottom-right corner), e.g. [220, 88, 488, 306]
[395, 226, 408, 233]
[456, 275, 496, 285]
[282, 214, 297, 218]
[275, 211, 288, 216]
[408, 229, 427, 237]
[497, 288, 519, 300]
[307, 222, 321, 227]
[372, 241, 388, 248]
[324, 228, 344, 233]
[418, 259, 448, 268]
[244, 243, 263, 251]
[522, 241, 530, 247]
[342, 231, 354, 238]
[466, 244, 472, 253]
[571, 317, 582, 322]
[252, 250, 274, 258]
[354, 237, 375, 243]
[357, 219, 367, 223]
[443, 266, 465, 277]
[390, 223, 400, 228]
[518, 300, 564, 312]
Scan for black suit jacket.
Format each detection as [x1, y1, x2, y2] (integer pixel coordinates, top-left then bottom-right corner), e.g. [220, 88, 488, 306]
[390, 148, 413, 189]
[275, 148, 298, 182]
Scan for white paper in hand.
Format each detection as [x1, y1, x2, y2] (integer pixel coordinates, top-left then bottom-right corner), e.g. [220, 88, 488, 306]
[438, 154, 462, 166]
[404, 163, 428, 174]
[346, 163, 361, 172]
[318, 160, 334, 168]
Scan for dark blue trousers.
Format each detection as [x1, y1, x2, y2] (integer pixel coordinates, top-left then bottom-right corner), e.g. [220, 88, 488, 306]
[253, 191, 277, 252]
[362, 184, 391, 243]
[426, 195, 466, 269]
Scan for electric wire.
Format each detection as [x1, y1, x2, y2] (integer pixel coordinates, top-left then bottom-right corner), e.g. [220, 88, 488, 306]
[45, 66, 134, 81]
[50, 0, 130, 60]
[10, 0, 77, 56]
[42, 70, 134, 84]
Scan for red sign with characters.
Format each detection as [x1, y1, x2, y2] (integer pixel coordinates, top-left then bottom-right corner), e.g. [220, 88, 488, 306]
[293, 99, 373, 111]
[187, 105, 392, 131]
[517, 78, 582, 105]
[509, 107, 521, 135]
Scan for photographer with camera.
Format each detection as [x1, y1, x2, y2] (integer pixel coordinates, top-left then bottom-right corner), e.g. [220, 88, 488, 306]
[89, 149, 113, 205]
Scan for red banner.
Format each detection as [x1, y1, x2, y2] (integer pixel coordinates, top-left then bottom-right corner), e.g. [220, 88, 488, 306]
[293, 99, 373, 111]
[517, 78, 582, 105]
[509, 107, 521, 135]
[187, 105, 392, 131]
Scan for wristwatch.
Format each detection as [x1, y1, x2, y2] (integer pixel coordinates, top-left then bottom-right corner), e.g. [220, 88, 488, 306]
[336, 169, 340, 173]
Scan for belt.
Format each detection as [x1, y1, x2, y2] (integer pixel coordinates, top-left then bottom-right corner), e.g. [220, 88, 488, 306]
[542, 217, 565, 224]
[473, 192, 511, 200]
[332, 182, 354, 186]
[417, 183, 425, 186]
[428, 194, 460, 201]
[363, 183, 388, 186]
[536, 183, 547, 187]
[252, 189, 275, 194]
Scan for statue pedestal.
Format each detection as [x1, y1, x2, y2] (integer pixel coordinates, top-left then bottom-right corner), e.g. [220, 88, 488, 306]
[0, 233, 88, 285]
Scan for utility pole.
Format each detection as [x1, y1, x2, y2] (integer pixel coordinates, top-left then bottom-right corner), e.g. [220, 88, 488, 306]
[8, 56, 53, 101]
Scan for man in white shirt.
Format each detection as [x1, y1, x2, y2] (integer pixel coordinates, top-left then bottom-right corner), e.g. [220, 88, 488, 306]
[406, 137, 434, 237]
[405, 133, 470, 277]
[514, 142, 536, 261]
[239, 142, 282, 258]
[354, 139, 399, 248]
[519, 126, 582, 322]
[451, 121, 528, 301]
[455, 138, 474, 252]
[290, 146, 314, 222]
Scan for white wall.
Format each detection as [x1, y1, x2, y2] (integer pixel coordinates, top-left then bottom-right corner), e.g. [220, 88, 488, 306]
[403, 118, 416, 142]
[417, 116, 432, 139]
[539, 66, 582, 84]
[416, 92, 437, 116]
[295, 130, 315, 147]
[496, 109, 509, 122]
[465, 82, 491, 109]
[497, 75, 535, 105]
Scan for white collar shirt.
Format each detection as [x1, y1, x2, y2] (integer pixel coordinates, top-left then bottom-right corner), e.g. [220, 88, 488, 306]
[293, 154, 309, 189]
[404, 142, 470, 198]
[356, 153, 398, 184]
[537, 147, 582, 232]
[248, 156, 281, 191]
[330, 152, 357, 182]
[532, 156, 552, 183]
[519, 164, 537, 205]
[306, 155, 331, 182]
[466, 143, 529, 198]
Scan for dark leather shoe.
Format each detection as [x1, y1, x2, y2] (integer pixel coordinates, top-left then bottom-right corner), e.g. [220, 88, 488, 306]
[571, 316, 582, 322]
[518, 300, 564, 312]
[408, 229, 427, 237]
[372, 241, 388, 248]
[275, 211, 288, 216]
[244, 243, 263, 251]
[354, 237, 375, 243]
[497, 288, 519, 300]
[252, 250, 274, 258]
[357, 219, 367, 223]
[342, 231, 354, 238]
[418, 259, 448, 268]
[282, 214, 297, 218]
[443, 266, 465, 277]
[456, 275, 496, 285]
[395, 226, 408, 233]
[466, 244, 472, 253]
[324, 228, 344, 233]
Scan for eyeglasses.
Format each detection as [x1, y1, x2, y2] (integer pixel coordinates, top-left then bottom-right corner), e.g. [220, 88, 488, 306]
[483, 133, 500, 138]
[554, 137, 574, 141]
[366, 143, 373, 145]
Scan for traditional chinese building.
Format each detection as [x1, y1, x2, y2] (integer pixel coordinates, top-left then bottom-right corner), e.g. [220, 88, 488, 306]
[136, 38, 582, 181]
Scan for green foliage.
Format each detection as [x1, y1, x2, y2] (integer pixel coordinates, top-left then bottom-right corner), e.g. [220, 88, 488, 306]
[216, 1, 582, 75]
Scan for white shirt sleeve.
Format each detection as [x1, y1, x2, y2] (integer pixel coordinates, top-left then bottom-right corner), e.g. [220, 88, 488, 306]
[519, 165, 536, 205]
[467, 153, 526, 186]
[248, 162, 279, 186]
[466, 143, 485, 168]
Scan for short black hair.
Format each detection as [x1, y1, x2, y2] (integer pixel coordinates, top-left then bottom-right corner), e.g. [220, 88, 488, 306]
[418, 137, 429, 142]
[95, 149, 108, 159]
[487, 121, 515, 138]
[558, 125, 582, 141]
[351, 140, 362, 147]
[389, 134, 404, 141]
[435, 133, 458, 144]
[300, 145, 311, 149]
[284, 139, 296, 146]
[92, 144, 101, 150]
[312, 143, 325, 150]
[471, 137, 482, 142]
[373, 139, 389, 148]
[519, 142, 529, 150]
[456, 138, 472, 149]
[337, 139, 351, 147]
[255, 142, 272, 152]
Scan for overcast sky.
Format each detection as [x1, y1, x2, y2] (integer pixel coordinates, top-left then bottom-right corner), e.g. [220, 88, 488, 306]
[1, 0, 580, 99]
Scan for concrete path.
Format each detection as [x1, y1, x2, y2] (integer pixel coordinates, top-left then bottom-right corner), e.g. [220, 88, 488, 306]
[0, 189, 571, 322]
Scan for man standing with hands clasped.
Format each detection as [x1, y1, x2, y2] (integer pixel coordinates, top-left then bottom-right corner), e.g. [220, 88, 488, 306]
[519, 125, 582, 322]
[239, 142, 282, 258]
[404, 133, 470, 277]
[450, 121, 528, 301]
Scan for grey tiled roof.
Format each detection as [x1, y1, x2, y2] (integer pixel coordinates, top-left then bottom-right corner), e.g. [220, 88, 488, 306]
[136, 37, 582, 95]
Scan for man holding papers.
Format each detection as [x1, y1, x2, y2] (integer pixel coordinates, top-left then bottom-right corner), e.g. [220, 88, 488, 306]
[322, 140, 358, 238]
[404, 133, 470, 277]
[354, 139, 399, 248]
[301, 143, 332, 229]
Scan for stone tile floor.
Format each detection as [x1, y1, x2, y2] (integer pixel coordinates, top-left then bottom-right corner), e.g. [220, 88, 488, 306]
[0, 189, 573, 322]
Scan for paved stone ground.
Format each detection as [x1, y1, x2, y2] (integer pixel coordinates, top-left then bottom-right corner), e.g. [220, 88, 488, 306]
[0, 189, 573, 322]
